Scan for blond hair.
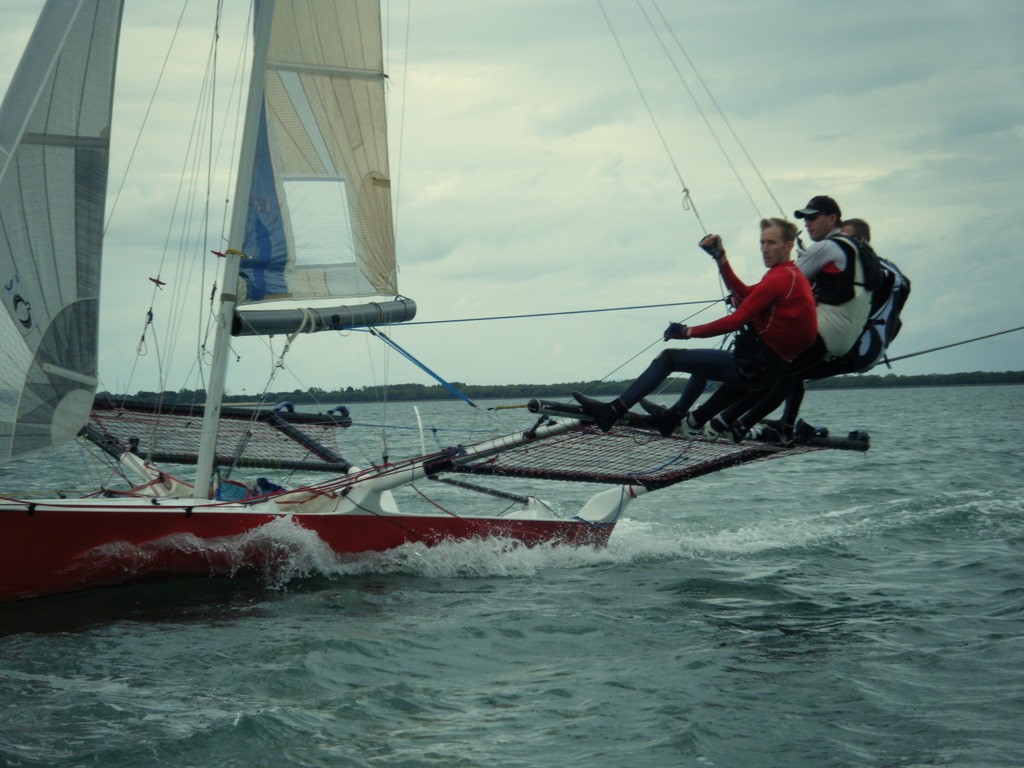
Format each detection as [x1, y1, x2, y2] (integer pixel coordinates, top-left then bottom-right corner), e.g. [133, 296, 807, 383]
[761, 217, 797, 243]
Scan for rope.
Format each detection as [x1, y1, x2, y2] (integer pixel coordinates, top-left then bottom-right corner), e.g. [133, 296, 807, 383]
[638, 1, 761, 220]
[597, 0, 708, 232]
[104, 2, 192, 234]
[367, 328, 476, 407]
[393, 298, 720, 327]
[649, 1, 787, 220]
[390, 0, 414, 242]
[579, 297, 729, 391]
[885, 325, 1024, 364]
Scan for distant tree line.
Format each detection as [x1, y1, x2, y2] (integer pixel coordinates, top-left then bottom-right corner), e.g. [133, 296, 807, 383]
[101, 370, 1024, 406]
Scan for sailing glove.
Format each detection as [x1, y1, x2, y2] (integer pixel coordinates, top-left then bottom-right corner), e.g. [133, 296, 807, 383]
[664, 323, 688, 341]
[699, 235, 724, 260]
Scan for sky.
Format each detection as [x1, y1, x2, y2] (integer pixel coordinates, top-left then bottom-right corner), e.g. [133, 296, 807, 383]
[2, 0, 1023, 397]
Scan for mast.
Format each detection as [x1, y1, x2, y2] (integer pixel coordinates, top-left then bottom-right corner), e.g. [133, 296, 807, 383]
[194, 0, 276, 498]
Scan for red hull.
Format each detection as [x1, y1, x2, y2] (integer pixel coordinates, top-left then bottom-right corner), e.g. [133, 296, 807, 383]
[0, 504, 613, 602]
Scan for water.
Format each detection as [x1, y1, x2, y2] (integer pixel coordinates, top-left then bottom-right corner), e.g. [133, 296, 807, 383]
[1, 386, 1022, 767]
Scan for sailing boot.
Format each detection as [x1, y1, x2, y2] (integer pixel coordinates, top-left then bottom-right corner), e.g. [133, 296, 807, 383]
[702, 415, 730, 440]
[571, 392, 626, 432]
[638, 398, 665, 417]
[638, 399, 684, 438]
[727, 420, 749, 444]
[753, 419, 794, 446]
[778, 422, 796, 446]
[678, 412, 702, 438]
[770, 421, 795, 447]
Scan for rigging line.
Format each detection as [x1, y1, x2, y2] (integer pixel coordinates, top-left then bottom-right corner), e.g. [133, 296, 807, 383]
[166, 41, 220, 379]
[245, 333, 385, 469]
[580, 301, 723, 388]
[104, 0, 191, 234]
[637, 0, 762, 220]
[407, 481, 525, 527]
[651, 0, 786, 219]
[201, 0, 225, 368]
[140, 14, 225, 379]
[218, 2, 252, 243]
[596, 0, 707, 232]
[885, 325, 1024, 364]
[394, 298, 721, 327]
[339, 492, 434, 543]
[365, 329, 477, 408]
[389, 0, 413, 241]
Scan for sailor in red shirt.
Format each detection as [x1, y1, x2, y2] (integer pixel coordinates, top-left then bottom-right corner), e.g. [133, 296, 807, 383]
[573, 218, 817, 436]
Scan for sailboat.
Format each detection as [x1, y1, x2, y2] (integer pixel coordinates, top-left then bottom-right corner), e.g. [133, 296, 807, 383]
[0, 0, 867, 603]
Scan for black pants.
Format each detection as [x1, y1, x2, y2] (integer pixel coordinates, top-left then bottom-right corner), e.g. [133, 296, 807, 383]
[699, 336, 839, 428]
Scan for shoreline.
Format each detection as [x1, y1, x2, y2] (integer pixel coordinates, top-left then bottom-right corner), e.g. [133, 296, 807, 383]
[104, 373, 1024, 407]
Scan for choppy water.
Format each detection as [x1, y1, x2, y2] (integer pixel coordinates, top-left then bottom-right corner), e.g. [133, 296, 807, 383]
[1, 385, 1022, 767]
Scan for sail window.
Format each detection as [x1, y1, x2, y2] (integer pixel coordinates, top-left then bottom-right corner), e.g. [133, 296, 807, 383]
[282, 176, 356, 268]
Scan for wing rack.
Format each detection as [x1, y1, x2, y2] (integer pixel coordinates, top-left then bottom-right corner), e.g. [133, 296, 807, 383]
[448, 399, 868, 491]
[83, 398, 352, 472]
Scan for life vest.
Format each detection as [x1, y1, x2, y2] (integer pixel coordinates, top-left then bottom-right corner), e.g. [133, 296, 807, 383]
[814, 234, 883, 306]
[834, 247, 911, 373]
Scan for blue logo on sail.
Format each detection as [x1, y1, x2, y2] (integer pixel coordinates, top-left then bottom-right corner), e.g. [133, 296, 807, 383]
[239, 104, 287, 301]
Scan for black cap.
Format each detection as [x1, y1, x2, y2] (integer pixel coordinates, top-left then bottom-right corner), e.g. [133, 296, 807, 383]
[794, 195, 841, 219]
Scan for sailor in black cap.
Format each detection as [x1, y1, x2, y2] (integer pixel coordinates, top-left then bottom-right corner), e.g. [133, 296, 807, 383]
[792, 195, 871, 360]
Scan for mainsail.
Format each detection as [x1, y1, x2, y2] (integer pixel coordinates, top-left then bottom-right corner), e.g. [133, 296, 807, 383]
[197, 0, 409, 494]
[237, 0, 395, 305]
[0, 0, 122, 462]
